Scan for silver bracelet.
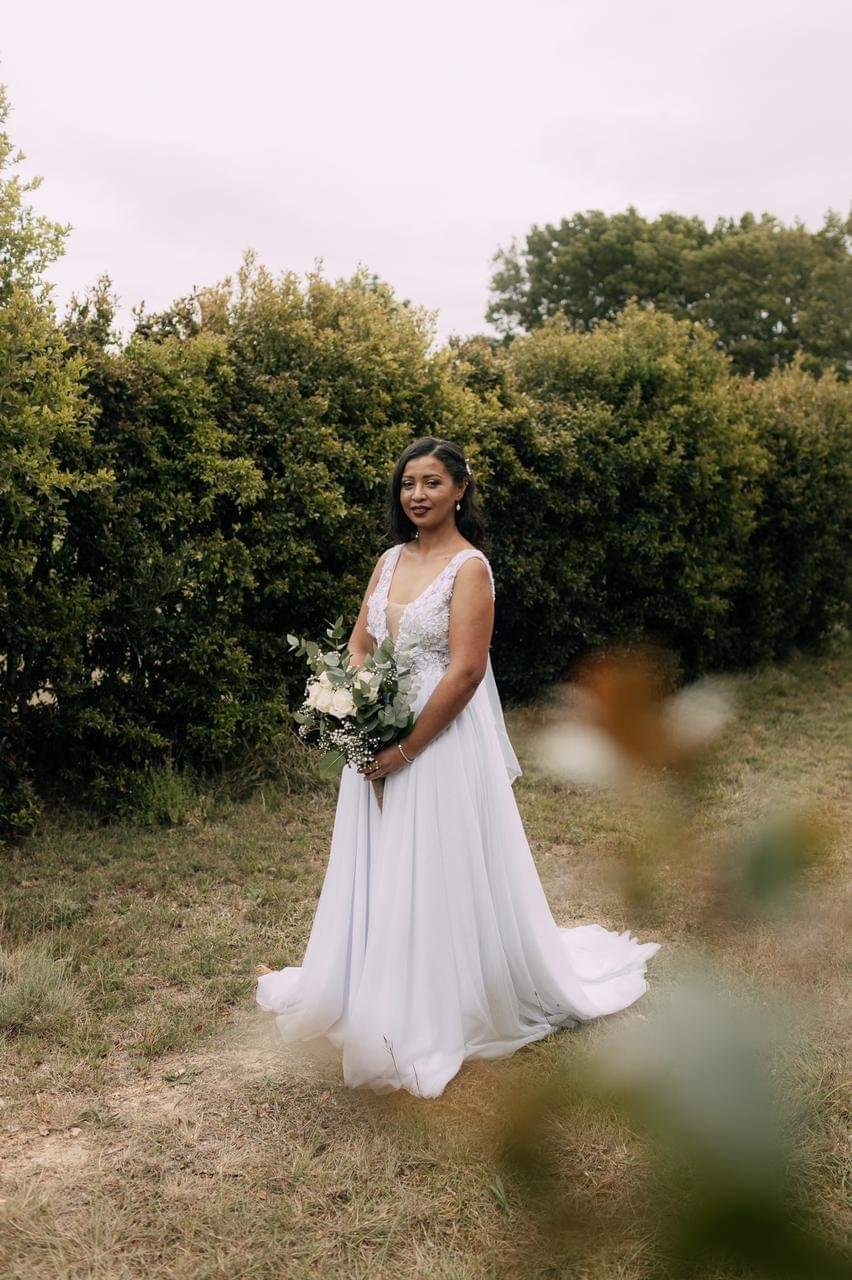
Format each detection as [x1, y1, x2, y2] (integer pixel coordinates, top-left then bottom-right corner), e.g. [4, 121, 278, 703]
[397, 741, 416, 764]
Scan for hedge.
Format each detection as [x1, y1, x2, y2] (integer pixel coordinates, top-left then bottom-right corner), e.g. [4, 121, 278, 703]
[2, 276, 848, 841]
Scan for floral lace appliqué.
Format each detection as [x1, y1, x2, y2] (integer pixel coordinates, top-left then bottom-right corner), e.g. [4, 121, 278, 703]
[366, 543, 495, 683]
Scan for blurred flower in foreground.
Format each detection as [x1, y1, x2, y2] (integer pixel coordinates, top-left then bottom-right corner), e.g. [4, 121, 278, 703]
[713, 805, 834, 924]
[530, 642, 834, 927]
[534, 642, 735, 787]
[531, 642, 740, 922]
[487, 639, 846, 1277]
[494, 968, 851, 1280]
[589, 968, 850, 1278]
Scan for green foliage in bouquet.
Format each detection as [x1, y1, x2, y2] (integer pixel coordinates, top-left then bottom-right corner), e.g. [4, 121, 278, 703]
[287, 616, 421, 782]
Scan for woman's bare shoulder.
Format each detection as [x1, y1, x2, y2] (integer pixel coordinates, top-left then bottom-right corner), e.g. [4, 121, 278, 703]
[454, 548, 495, 597]
[457, 543, 490, 564]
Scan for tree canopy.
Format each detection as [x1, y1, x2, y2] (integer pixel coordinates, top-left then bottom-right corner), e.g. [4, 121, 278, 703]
[487, 205, 852, 380]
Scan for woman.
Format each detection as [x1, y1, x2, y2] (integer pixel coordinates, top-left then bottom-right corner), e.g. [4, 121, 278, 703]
[255, 437, 660, 1098]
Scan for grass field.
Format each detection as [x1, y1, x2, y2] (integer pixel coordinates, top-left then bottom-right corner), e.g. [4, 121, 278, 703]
[1, 631, 849, 1279]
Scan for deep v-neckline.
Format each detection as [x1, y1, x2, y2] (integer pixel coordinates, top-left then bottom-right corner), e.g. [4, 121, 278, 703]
[385, 543, 471, 613]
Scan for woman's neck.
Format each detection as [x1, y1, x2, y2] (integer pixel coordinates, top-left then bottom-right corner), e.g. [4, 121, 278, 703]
[409, 525, 466, 557]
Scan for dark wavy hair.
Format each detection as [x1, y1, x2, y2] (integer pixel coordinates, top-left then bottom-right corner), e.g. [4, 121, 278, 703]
[385, 437, 489, 550]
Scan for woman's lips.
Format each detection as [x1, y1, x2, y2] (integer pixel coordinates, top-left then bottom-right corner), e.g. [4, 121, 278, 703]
[412, 507, 429, 514]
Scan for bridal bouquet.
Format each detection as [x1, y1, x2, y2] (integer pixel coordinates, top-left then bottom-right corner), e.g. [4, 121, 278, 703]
[287, 615, 421, 810]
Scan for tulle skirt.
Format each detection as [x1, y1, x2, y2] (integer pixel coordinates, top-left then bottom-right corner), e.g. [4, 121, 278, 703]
[256, 665, 661, 1098]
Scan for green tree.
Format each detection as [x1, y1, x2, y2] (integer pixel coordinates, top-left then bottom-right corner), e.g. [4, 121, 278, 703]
[0, 84, 69, 305]
[684, 210, 852, 378]
[487, 206, 712, 337]
[0, 84, 106, 840]
[487, 206, 852, 380]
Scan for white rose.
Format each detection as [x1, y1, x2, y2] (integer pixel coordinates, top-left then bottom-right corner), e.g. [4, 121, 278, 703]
[314, 685, 336, 713]
[306, 670, 336, 709]
[329, 687, 356, 718]
[354, 668, 380, 702]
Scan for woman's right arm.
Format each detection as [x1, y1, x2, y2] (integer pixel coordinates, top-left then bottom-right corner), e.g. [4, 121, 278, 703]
[346, 548, 390, 667]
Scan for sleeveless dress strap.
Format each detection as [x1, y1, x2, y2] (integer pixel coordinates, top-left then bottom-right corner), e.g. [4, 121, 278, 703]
[450, 549, 495, 600]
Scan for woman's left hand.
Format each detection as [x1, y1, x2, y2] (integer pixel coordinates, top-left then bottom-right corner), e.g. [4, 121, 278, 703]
[359, 743, 411, 780]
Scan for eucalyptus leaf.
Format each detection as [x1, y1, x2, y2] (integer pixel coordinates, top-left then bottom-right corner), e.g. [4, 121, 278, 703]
[317, 749, 346, 781]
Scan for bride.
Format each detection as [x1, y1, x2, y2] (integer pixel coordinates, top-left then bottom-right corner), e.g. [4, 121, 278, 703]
[255, 437, 661, 1098]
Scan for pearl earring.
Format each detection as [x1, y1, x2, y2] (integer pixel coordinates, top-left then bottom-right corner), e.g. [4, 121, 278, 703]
[456, 501, 460, 511]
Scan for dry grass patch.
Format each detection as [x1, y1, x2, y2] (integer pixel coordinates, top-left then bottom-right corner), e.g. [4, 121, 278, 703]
[1, 631, 849, 1278]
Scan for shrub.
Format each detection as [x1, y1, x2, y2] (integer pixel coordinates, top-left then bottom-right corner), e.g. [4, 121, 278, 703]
[29, 258, 467, 814]
[724, 358, 852, 663]
[502, 302, 769, 677]
[3, 249, 847, 825]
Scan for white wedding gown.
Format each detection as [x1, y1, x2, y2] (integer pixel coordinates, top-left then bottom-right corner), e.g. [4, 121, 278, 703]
[256, 544, 661, 1098]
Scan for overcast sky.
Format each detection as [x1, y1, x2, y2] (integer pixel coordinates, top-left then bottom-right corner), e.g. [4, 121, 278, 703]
[3, 0, 850, 346]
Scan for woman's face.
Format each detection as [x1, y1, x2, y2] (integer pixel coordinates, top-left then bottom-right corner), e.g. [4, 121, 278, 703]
[398, 455, 465, 531]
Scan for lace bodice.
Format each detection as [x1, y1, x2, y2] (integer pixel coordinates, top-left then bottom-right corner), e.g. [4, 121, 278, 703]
[366, 542, 495, 685]
[365, 541, 521, 779]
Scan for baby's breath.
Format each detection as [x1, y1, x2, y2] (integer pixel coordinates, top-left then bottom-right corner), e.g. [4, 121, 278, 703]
[288, 620, 421, 773]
